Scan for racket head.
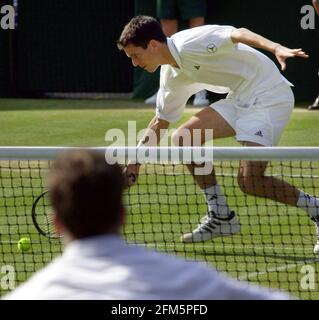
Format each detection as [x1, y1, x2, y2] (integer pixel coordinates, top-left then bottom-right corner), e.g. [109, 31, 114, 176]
[31, 190, 62, 240]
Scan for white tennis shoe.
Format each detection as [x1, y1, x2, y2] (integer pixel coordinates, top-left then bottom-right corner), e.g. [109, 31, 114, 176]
[193, 90, 210, 106]
[181, 211, 240, 243]
[313, 217, 319, 254]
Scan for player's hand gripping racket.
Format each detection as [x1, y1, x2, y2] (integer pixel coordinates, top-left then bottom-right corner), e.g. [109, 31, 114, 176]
[123, 163, 139, 188]
[31, 190, 62, 239]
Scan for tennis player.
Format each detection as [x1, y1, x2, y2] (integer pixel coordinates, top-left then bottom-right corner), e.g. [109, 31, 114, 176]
[4, 151, 290, 299]
[117, 16, 319, 253]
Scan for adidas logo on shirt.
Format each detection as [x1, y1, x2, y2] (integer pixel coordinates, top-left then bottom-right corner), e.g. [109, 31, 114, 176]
[194, 65, 201, 70]
[254, 130, 263, 137]
[209, 194, 218, 201]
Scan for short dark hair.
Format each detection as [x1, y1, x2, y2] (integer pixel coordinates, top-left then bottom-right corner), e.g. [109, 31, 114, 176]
[117, 15, 167, 50]
[48, 150, 125, 239]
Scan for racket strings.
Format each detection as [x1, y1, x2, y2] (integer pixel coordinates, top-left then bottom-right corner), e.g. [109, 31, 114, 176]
[32, 192, 62, 239]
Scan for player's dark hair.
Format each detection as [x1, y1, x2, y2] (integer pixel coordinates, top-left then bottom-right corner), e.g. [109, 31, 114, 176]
[48, 150, 125, 238]
[117, 15, 167, 50]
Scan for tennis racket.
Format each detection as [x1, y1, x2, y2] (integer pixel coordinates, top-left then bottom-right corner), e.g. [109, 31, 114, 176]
[31, 190, 62, 240]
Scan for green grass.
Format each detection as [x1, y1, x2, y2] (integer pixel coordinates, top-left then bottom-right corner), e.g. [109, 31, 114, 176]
[0, 98, 319, 299]
[1, 98, 319, 146]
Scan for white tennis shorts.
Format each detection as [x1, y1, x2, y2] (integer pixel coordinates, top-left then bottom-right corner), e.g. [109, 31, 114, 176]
[210, 82, 294, 146]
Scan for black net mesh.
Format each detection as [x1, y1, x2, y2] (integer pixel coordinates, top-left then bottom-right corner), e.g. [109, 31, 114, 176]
[0, 159, 318, 299]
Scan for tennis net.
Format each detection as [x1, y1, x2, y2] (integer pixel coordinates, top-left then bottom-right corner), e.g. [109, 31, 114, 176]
[0, 146, 319, 299]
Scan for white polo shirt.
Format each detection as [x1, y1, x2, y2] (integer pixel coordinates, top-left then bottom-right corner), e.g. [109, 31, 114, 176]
[156, 25, 292, 123]
[4, 234, 290, 300]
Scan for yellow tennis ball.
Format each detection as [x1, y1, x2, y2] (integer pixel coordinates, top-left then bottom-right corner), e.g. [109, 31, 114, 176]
[18, 237, 31, 252]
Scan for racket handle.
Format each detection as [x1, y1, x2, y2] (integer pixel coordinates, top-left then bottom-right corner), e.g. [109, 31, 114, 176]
[128, 173, 136, 183]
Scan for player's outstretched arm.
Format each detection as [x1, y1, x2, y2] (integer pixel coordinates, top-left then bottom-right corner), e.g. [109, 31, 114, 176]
[125, 116, 170, 187]
[231, 28, 309, 71]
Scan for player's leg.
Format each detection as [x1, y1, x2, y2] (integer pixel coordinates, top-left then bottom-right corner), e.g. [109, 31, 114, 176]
[237, 142, 299, 206]
[238, 146, 319, 214]
[171, 106, 240, 242]
[238, 141, 319, 253]
[172, 106, 234, 188]
[235, 83, 319, 253]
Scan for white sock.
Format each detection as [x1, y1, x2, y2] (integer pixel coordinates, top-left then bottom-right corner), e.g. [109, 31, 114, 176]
[296, 191, 319, 220]
[203, 185, 231, 218]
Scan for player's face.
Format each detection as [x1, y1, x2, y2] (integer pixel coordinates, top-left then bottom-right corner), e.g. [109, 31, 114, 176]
[124, 42, 160, 73]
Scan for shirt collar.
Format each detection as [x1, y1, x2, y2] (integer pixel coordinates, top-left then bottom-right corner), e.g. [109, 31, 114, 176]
[166, 37, 182, 69]
[64, 234, 125, 258]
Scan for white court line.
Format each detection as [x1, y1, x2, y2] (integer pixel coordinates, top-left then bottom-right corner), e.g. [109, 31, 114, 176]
[2, 236, 313, 254]
[134, 241, 319, 281]
[132, 241, 312, 253]
[239, 257, 319, 281]
[2, 234, 313, 251]
[1, 239, 311, 253]
[1, 239, 312, 254]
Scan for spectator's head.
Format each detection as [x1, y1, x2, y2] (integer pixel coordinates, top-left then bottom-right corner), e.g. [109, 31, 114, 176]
[117, 16, 167, 73]
[48, 150, 125, 240]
